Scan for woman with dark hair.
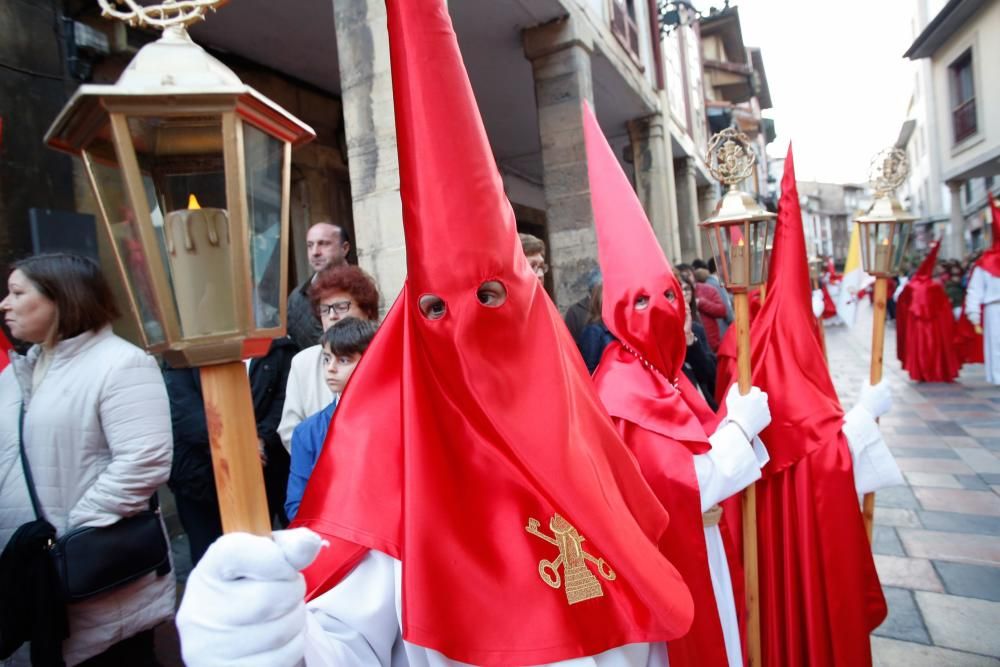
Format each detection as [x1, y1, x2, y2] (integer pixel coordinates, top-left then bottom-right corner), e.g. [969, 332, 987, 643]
[277, 264, 380, 449]
[578, 282, 615, 374]
[0, 254, 174, 665]
[678, 272, 718, 410]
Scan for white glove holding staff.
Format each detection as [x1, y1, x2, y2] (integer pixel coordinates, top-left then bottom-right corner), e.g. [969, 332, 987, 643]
[176, 528, 325, 667]
[724, 384, 772, 442]
[856, 380, 892, 420]
[812, 289, 825, 319]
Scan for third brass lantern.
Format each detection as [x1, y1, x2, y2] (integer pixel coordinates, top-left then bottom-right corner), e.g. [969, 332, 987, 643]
[854, 148, 916, 279]
[700, 129, 776, 292]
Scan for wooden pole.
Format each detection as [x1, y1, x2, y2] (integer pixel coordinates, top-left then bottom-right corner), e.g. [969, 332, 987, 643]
[734, 291, 761, 667]
[200, 361, 272, 536]
[863, 277, 889, 543]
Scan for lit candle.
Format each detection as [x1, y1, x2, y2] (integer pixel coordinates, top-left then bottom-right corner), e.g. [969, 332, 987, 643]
[874, 237, 890, 274]
[164, 194, 236, 336]
[731, 237, 747, 285]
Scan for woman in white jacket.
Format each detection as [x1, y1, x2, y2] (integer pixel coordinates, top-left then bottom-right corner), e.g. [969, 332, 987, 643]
[0, 254, 174, 666]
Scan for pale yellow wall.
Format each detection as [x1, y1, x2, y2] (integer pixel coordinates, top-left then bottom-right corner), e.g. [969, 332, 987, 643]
[931, 0, 1000, 180]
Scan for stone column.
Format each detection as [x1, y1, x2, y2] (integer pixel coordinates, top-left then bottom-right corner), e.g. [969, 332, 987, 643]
[524, 17, 597, 310]
[698, 184, 719, 259]
[674, 157, 703, 261]
[628, 101, 682, 264]
[947, 180, 966, 259]
[333, 0, 406, 307]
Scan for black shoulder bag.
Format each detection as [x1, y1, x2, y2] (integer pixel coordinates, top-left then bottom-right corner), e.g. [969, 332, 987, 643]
[15, 404, 172, 603]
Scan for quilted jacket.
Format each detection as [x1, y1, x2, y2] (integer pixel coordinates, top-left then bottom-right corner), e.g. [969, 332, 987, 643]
[0, 326, 175, 666]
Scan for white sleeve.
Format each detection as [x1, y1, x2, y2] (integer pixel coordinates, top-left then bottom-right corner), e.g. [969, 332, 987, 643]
[966, 268, 985, 325]
[842, 406, 904, 494]
[279, 356, 308, 452]
[303, 551, 401, 666]
[694, 422, 770, 512]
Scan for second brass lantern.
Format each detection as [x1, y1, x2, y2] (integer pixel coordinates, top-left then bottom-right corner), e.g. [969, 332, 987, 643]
[700, 128, 776, 292]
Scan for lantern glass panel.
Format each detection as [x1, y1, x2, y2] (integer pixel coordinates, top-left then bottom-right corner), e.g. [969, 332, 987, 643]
[126, 115, 240, 339]
[874, 222, 894, 275]
[892, 223, 912, 273]
[749, 219, 772, 286]
[243, 124, 284, 330]
[85, 150, 168, 345]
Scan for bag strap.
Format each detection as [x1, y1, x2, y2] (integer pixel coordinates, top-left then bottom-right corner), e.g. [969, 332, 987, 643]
[17, 403, 46, 522]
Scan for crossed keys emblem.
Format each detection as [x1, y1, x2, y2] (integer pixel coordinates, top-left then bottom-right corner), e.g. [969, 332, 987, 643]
[525, 514, 616, 605]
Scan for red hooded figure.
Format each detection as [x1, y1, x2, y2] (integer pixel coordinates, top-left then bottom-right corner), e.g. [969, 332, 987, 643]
[289, 0, 695, 664]
[965, 192, 1000, 383]
[584, 104, 769, 667]
[895, 241, 961, 382]
[715, 147, 889, 667]
[0, 329, 11, 373]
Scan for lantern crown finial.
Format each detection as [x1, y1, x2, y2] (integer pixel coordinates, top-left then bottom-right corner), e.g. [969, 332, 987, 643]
[97, 0, 228, 29]
[868, 146, 909, 197]
[706, 127, 756, 188]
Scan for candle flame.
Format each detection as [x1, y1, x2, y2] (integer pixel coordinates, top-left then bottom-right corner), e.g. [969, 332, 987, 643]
[187, 194, 202, 210]
[881, 237, 889, 245]
[737, 238, 745, 247]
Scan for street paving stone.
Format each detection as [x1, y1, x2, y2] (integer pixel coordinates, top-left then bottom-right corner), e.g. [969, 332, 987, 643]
[874, 555, 945, 592]
[933, 561, 1000, 602]
[872, 637, 1000, 666]
[912, 488, 1000, 517]
[825, 316, 1000, 663]
[904, 472, 963, 488]
[874, 507, 923, 528]
[915, 592, 1000, 657]
[874, 484, 921, 509]
[874, 587, 931, 644]
[874, 526, 907, 557]
[917, 511, 1000, 536]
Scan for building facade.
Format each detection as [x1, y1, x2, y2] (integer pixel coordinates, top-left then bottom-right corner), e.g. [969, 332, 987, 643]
[905, 0, 1000, 258]
[1, 0, 776, 318]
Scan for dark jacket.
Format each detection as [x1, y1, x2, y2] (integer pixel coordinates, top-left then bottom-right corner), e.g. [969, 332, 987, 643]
[682, 321, 718, 411]
[164, 337, 298, 505]
[287, 277, 323, 350]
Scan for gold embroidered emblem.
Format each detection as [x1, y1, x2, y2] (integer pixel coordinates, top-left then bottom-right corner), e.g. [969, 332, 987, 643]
[525, 514, 616, 605]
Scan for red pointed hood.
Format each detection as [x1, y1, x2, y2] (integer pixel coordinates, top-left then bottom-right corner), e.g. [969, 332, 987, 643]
[0, 329, 11, 372]
[583, 102, 711, 449]
[717, 145, 844, 475]
[915, 240, 942, 280]
[293, 1, 694, 663]
[977, 193, 1000, 277]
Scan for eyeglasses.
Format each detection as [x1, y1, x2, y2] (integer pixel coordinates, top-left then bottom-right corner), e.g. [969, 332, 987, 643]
[529, 261, 549, 275]
[318, 300, 353, 317]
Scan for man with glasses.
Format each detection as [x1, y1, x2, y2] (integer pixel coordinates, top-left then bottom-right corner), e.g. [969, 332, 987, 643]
[287, 222, 351, 350]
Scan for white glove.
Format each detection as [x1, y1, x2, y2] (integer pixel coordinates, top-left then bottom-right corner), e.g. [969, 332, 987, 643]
[856, 380, 892, 420]
[724, 384, 772, 442]
[176, 528, 325, 667]
[812, 289, 825, 319]
[967, 308, 981, 326]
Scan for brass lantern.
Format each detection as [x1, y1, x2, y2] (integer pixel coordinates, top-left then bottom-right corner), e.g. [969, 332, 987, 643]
[45, 21, 315, 367]
[854, 148, 916, 279]
[700, 128, 777, 292]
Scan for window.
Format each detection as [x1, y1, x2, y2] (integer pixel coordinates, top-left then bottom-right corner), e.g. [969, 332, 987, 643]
[949, 49, 976, 143]
[610, 0, 641, 62]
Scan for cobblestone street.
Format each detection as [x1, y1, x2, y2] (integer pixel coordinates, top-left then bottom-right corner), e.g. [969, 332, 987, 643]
[827, 304, 1000, 666]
